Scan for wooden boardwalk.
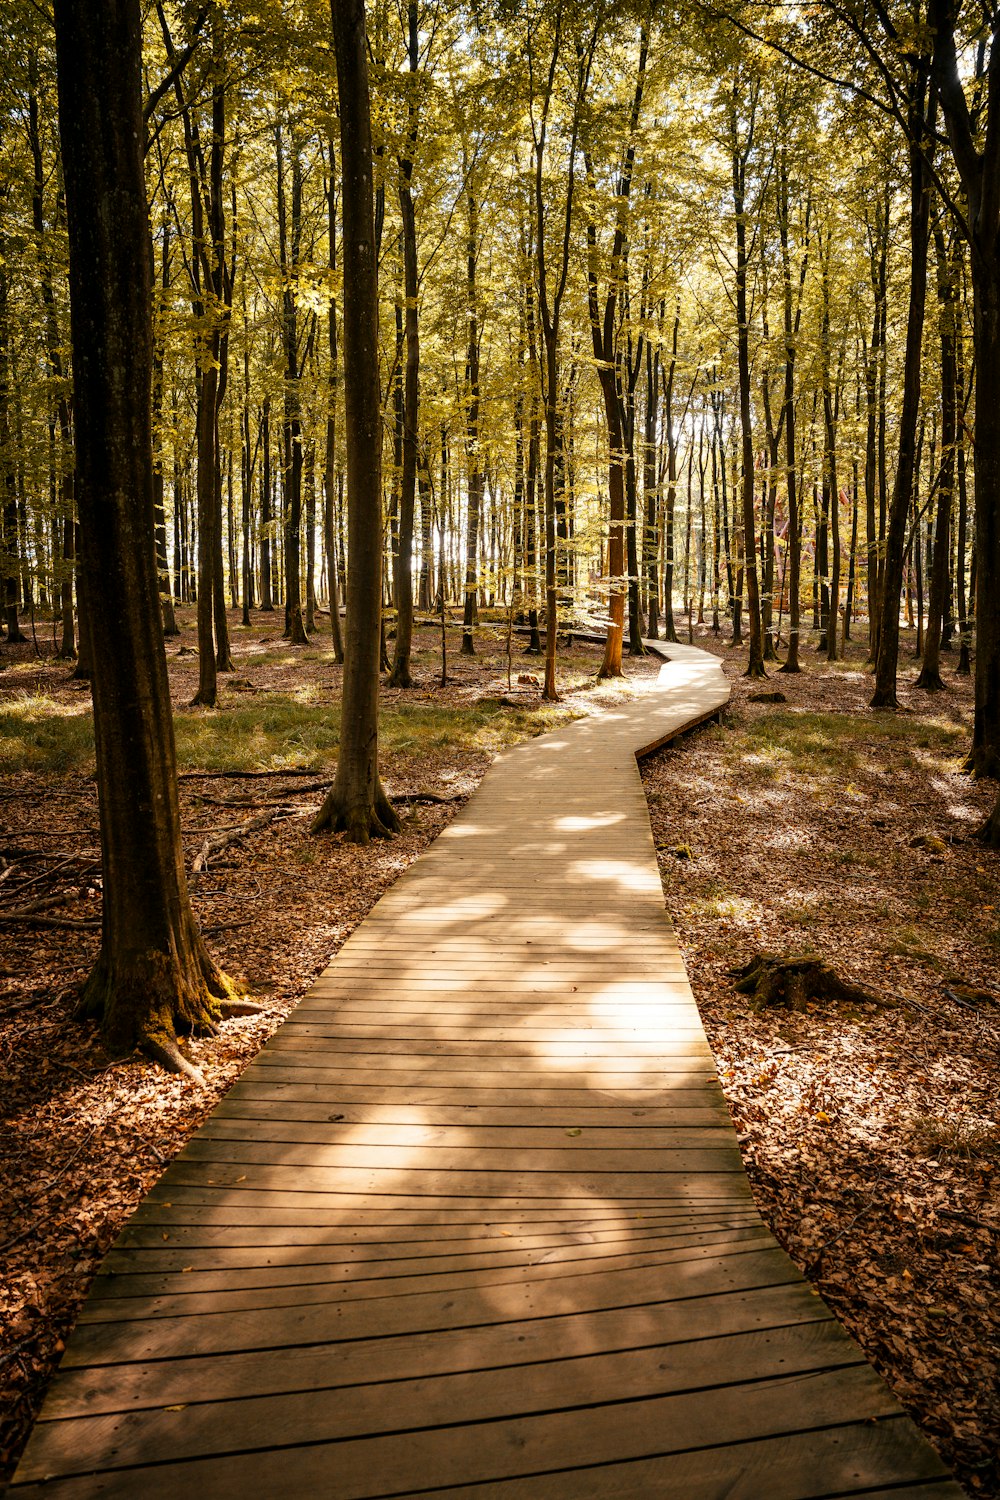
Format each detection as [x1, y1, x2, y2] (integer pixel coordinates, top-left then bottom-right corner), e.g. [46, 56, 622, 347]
[11, 644, 962, 1497]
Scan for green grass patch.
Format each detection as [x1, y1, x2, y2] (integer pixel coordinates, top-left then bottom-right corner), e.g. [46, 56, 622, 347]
[0, 693, 95, 773]
[719, 708, 968, 783]
[174, 691, 583, 773]
[0, 676, 584, 776]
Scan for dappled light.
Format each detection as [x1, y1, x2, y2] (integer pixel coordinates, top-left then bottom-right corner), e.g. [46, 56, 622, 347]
[10, 644, 963, 1495]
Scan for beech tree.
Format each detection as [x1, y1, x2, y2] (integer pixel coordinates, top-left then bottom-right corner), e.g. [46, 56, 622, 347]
[313, 0, 399, 842]
[52, 0, 235, 1074]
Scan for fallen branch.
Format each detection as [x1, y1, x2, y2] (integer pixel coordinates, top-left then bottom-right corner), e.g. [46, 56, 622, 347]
[0, 914, 101, 930]
[389, 790, 464, 806]
[7, 856, 99, 902]
[195, 781, 328, 807]
[190, 806, 296, 880]
[937, 1207, 997, 1233]
[0, 894, 71, 923]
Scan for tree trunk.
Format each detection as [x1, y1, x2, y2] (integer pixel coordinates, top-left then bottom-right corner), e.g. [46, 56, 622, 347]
[872, 74, 934, 706]
[277, 124, 309, 646]
[54, 0, 233, 1070]
[389, 5, 420, 685]
[461, 190, 482, 660]
[314, 0, 399, 842]
[324, 136, 345, 664]
[730, 90, 764, 676]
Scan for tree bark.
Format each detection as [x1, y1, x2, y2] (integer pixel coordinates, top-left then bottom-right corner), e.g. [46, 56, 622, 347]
[388, 1, 420, 686]
[314, 0, 399, 842]
[54, 0, 233, 1069]
[871, 72, 934, 707]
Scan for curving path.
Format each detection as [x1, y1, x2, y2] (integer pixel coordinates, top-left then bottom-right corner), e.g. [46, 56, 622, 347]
[11, 643, 962, 1497]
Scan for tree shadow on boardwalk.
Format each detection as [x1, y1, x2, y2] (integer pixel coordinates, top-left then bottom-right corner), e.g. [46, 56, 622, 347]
[11, 652, 961, 1497]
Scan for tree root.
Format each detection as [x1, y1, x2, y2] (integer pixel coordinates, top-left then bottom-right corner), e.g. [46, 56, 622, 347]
[311, 781, 401, 844]
[140, 1032, 204, 1084]
[76, 934, 244, 1075]
[974, 790, 1000, 847]
[218, 998, 267, 1018]
[729, 952, 887, 1011]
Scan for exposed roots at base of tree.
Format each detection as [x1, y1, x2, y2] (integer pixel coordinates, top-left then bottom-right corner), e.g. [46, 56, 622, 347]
[974, 799, 1000, 848]
[141, 1032, 205, 1083]
[311, 783, 402, 844]
[76, 939, 243, 1079]
[869, 689, 900, 710]
[729, 952, 886, 1012]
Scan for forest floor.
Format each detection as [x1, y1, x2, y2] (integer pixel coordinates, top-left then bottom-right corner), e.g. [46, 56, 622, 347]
[1, 609, 998, 1493]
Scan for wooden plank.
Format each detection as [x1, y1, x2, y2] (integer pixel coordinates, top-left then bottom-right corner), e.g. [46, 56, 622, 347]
[263, 1035, 714, 1059]
[61, 1245, 805, 1362]
[277, 1023, 711, 1042]
[21, 1320, 867, 1477]
[13, 1366, 917, 1497]
[113, 1207, 762, 1250]
[90, 1225, 772, 1301]
[424, 1423, 961, 1499]
[173, 1138, 744, 1175]
[218, 1081, 729, 1110]
[246, 1054, 719, 1079]
[102, 1218, 761, 1271]
[212, 1096, 733, 1127]
[40, 1280, 831, 1420]
[149, 1162, 747, 1204]
[193, 1120, 739, 1149]
[77, 1232, 775, 1322]
[133, 1183, 751, 1213]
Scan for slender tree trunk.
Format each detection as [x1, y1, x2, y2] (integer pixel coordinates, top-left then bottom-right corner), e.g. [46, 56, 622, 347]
[916, 225, 958, 690]
[389, 1, 420, 685]
[730, 89, 764, 676]
[872, 74, 934, 707]
[314, 0, 399, 842]
[324, 138, 344, 663]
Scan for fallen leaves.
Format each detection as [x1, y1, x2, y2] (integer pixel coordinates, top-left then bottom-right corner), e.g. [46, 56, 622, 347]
[643, 634, 1000, 1497]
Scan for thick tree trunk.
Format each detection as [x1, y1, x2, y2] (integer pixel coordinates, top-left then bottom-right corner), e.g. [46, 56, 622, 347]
[597, 369, 626, 678]
[54, 0, 233, 1069]
[314, 0, 399, 842]
[260, 400, 274, 610]
[642, 341, 660, 638]
[277, 125, 309, 646]
[192, 363, 219, 704]
[388, 3, 420, 686]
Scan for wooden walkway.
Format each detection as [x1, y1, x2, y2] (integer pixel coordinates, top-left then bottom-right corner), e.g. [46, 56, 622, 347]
[11, 644, 962, 1497]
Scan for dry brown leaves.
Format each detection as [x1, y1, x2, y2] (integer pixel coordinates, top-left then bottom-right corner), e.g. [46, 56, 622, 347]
[643, 629, 1000, 1497]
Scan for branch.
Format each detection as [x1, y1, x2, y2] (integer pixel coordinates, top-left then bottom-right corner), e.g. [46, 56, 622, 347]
[144, 7, 207, 127]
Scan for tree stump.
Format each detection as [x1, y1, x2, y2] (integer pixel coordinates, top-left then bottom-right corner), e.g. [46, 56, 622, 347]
[729, 952, 881, 1011]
